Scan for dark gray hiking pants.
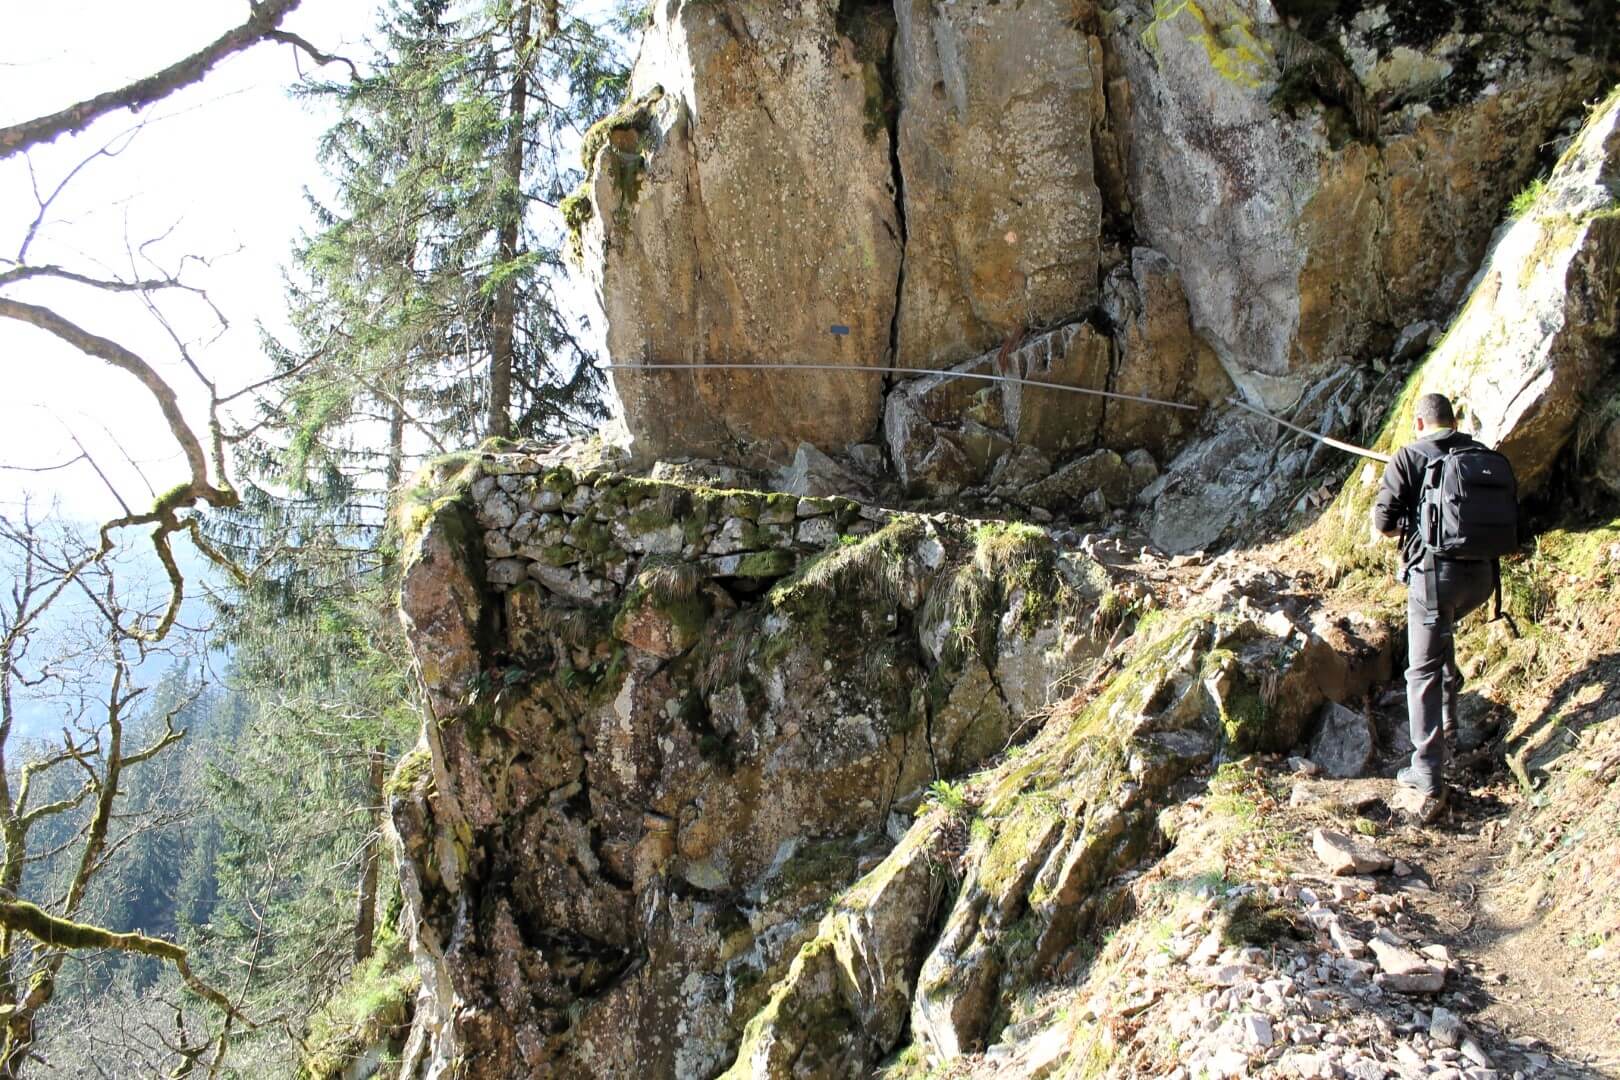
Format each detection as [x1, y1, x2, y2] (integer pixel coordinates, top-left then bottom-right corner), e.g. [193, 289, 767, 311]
[1405, 559, 1495, 791]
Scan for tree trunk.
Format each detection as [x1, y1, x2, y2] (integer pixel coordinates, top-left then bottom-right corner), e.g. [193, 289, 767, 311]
[488, 3, 533, 441]
[353, 743, 386, 963]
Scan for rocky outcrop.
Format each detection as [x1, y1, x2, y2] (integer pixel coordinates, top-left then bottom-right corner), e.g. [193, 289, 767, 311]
[388, 446, 1124, 1079]
[386, 442, 1399, 1079]
[890, 0, 1106, 370]
[1116, 0, 1600, 412]
[581, 0, 1602, 508]
[720, 590, 1391, 1074]
[580, 0, 901, 463]
[1388, 88, 1620, 493]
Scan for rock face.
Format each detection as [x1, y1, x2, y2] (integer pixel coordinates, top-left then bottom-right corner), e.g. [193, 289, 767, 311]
[581, 0, 1601, 504]
[883, 251, 1235, 501]
[890, 0, 1105, 370]
[723, 602, 1388, 1073]
[387, 444, 1397, 1079]
[1390, 88, 1620, 493]
[581, 0, 902, 463]
[388, 447, 1119, 1079]
[1116, 0, 1598, 411]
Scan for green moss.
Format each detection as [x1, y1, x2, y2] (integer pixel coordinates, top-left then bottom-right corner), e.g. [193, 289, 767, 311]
[579, 85, 665, 174]
[762, 492, 799, 520]
[539, 544, 581, 567]
[395, 454, 482, 557]
[721, 937, 859, 1080]
[1222, 685, 1271, 750]
[541, 467, 577, 494]
[384, 746, 433, 799]
[300, 927, 419, 1080]
[151, 480, 193, 516]
[560, 186, 593, 263]
[565, 518, 613, 557]
[734, 549, 796, 578]
[613, 570, 709, 656]
[759, 516, 925, 662]
[626, 505, 676, 534]
[977, 795, 1062, 895]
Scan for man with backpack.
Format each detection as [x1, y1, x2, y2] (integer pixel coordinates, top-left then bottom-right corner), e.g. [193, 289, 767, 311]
[1370, 393, 1519, 816]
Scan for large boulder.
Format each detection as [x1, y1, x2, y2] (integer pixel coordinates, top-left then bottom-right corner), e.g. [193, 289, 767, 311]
[1112, 0, 1599, 411]
[582, 0, 902, 463]
[1406, 89, 1620, 492]
[891, 0, 1106, 369]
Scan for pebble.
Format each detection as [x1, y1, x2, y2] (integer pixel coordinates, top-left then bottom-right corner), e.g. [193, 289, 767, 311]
[1241, 1013, 1275, 1046]
[1461, 1037, 1493, 1068]
[1431, 1006, 1466, 1048]
[1312, 828, 1395, 875]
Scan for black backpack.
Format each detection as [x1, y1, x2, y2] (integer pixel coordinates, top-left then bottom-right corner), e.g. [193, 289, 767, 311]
[1416, 443, 1519, 622]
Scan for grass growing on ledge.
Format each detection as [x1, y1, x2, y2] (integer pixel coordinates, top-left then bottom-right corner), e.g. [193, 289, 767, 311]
[1508, 175, 1548, 220]
[301, 926, 420, 1080]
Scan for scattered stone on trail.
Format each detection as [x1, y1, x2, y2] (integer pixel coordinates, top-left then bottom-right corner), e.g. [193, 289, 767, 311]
[1369, 938, 1447, 994]
[1374, 968, 1447, 995]
[1430, 1006, 1466, 1048]
[1310, 701, 1375, 779]
[1291, 777, 1385, 810]
[1460, 1037, 1493, 1068]
[1311, 828, 1394, 876]
[1239, 1013, 1275, 1047]
[1328, 919, 1369, 959]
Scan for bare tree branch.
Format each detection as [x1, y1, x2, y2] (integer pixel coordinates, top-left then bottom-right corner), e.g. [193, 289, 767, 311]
[0, 298, 219, 496]
[0, 0, 308, 160]
[265, 29, 361, 81]
[0, 265, 195, 293]
[0, 900, 253, 1028]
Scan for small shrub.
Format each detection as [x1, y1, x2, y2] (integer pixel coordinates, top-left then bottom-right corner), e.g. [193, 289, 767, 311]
[923, 779, 972, 819]
[1508, 176, 1547, 220]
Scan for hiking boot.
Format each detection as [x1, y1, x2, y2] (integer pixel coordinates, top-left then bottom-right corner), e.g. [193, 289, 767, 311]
[1396, 765, 1442, 798]
[1395, 767, 1448, 823]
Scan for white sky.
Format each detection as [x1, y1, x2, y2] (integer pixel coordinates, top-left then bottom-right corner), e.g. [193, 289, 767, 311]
[0, 1, 457, 520]
[1, 0, 616, 526]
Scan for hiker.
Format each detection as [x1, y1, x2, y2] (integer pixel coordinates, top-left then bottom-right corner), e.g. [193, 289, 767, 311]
[1370, 393, 1519, 810]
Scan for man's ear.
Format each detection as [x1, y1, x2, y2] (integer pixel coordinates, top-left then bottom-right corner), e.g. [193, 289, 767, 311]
[1414, 416, 1426, 434]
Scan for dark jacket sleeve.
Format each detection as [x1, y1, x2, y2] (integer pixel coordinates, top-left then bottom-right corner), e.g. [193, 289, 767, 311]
[1370, 447, 1416, 538]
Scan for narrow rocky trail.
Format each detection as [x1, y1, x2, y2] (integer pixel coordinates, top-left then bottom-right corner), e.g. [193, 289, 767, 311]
[881, 534, 1620, 1080]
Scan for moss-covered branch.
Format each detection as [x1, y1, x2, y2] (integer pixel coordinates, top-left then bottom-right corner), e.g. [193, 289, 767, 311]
[0, 899, 253, 1025]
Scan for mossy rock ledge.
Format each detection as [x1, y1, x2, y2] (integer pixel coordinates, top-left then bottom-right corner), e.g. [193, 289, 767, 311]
[387, 442, 1389, 1078]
